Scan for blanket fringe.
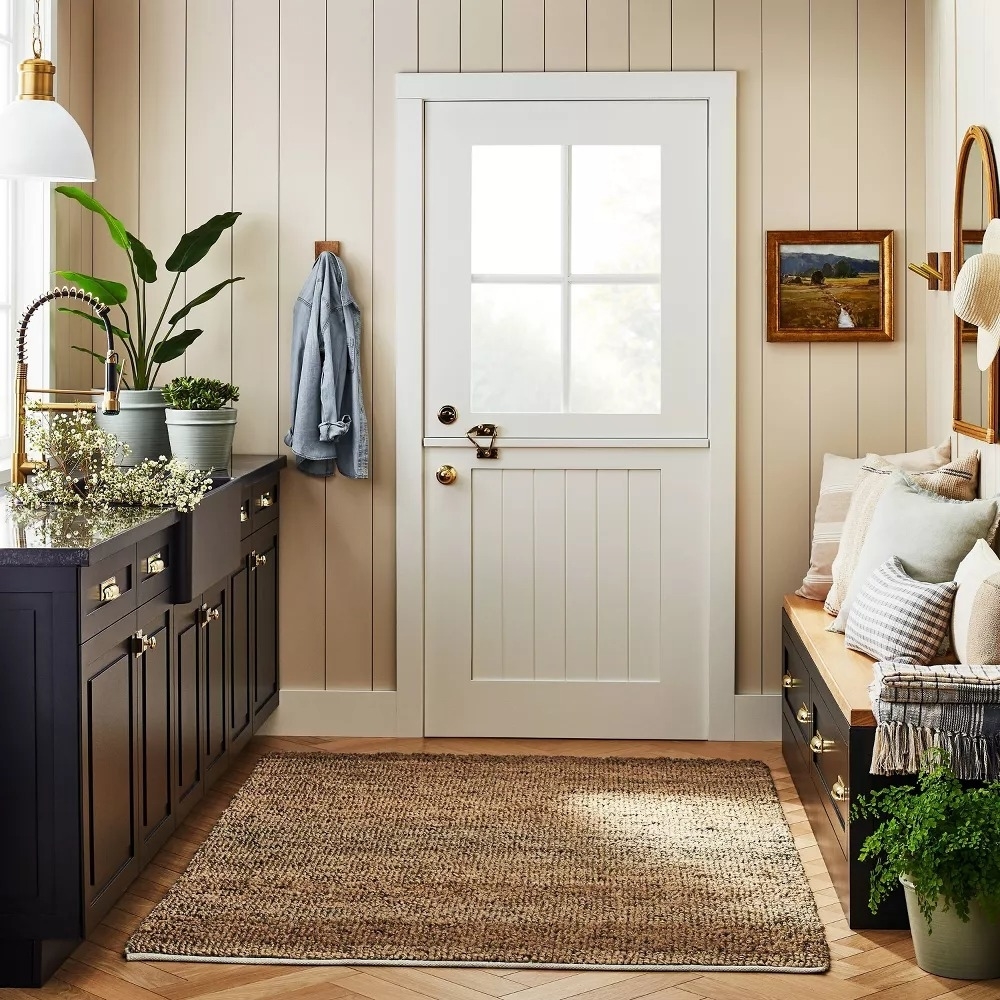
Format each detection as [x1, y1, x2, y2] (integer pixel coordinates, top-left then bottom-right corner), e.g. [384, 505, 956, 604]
[871, 722, 1000, 780]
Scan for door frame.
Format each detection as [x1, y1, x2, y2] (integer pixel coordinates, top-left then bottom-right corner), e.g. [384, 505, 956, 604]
[395, 71, 737, 739]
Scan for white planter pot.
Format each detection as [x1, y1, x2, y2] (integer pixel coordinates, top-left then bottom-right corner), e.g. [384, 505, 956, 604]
[902, 877, 1000, 979]
[165, 408, 238, 473]
[94, 388, 170, 467]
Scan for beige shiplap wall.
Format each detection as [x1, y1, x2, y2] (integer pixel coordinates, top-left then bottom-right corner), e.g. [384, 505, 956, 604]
[55, 0, 926, 721]
[925, 0, 1000, 497]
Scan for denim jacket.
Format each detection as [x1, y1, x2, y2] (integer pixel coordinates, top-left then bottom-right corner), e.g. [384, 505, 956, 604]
[284, 252, 369, 479]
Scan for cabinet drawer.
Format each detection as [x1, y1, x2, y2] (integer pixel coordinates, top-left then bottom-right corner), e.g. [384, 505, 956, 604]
[781, 625, 811, 716]
[250, 475, 279, 534]
[809, 684, 851, 851]
[136, 528, 174, 605]
[80, 545, 137, 642]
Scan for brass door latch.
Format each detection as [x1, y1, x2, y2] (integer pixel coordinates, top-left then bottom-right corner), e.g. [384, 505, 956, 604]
[466, 423, 498, 459]
[134, 630, 157, 654]
[201, 604, 222, 628]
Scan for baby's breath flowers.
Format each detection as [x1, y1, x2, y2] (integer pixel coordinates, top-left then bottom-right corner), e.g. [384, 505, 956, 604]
[7, 405, 213, 513]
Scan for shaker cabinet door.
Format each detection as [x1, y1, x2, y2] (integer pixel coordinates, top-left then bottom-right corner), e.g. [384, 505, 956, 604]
[229, 540, 254, 754]
[251, 527, 279, 725]
[173, 599, 203, 822]
[202, 577, 230, 789]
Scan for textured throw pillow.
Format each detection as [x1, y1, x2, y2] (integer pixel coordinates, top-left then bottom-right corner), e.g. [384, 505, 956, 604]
[825, 451, 980, 616]
[845, 557, 958, 664]
[952, 539, 1000, 664]
[797, 442, 952, 601]
[830, 472, 1000, 634]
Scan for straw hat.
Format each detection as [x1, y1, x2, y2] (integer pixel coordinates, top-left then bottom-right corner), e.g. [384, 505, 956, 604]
[955, 218, 1000, 371]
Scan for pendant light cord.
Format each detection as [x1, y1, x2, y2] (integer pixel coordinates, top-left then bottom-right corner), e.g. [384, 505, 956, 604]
[32, 0, 42, 58]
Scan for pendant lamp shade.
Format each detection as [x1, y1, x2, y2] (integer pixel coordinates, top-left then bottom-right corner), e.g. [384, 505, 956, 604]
[0, 94, 95, 181]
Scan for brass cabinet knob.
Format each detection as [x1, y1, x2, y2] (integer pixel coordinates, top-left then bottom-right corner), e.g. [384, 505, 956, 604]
[436, 465, 458, 485]
[255, 553, 268, 568]
[795, 704, 811, 725]
[831, 776, 849, 802]
[100, 577, 120, 603]
[782, 672, 799, 689]
[257, 492, 274, 509]
[810, 732, 836, 754]
[134, 630, 157, 653]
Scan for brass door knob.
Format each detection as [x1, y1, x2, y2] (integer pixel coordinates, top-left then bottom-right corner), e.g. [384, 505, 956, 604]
[795, 704, 811, 725]
[436, 465, 458, 485]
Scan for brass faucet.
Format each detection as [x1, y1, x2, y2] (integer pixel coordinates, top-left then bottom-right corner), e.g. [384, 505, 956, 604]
[12, 286, 120, 484]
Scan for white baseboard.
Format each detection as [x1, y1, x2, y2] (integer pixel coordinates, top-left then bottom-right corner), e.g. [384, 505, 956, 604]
[734, 694, 781, 740]
[259, 690, 398, 737]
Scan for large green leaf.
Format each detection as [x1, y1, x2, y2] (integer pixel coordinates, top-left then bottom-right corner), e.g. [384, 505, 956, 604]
[126, 231, 158, 283]
[151, 329, 203, 364]
[58, 307, 129, 339]
[54, 271, 129, 306]
[168, 277, 244, 326]
[55, 186, 130, 250]
[165, 212, 241, 273]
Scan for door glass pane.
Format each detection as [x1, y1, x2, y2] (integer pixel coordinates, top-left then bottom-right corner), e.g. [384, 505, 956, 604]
[472, 145, 561, 275]
[570, 284, 661, 414]
[471, 284, 562, 412]
[571, 146, 661, 274]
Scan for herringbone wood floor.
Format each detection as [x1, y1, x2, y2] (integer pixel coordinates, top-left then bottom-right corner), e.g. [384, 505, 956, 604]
[5, 736, 998, 1000]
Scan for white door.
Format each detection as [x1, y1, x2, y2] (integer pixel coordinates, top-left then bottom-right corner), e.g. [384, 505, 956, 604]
[396, 73, 736, 740]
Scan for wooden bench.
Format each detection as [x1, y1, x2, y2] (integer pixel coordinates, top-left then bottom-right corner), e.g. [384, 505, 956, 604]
[781, 595, 909, 929]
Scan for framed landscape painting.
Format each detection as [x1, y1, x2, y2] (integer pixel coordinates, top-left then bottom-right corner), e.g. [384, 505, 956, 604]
[766, 229, 894, 342]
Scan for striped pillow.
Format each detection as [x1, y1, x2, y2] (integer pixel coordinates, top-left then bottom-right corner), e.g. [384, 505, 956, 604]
[845, 557, 958, 665]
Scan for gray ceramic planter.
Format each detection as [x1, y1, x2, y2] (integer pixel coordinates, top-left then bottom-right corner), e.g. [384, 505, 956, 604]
[902, 877, 1000, 979]
[165, 408, 237, 473]
[95, 388, 170, 466]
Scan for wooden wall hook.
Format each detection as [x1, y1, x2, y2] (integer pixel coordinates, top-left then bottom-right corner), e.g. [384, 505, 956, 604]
[315, 240, 341, 259]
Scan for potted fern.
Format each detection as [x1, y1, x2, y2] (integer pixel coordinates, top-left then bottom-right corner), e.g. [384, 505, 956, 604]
[54, 185, 243, 465]
[853, 749, 1000, 979]
[162, 377, 239, 473]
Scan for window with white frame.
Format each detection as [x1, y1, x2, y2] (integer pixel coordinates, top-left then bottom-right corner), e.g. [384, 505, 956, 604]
[0, 0, 52, 467]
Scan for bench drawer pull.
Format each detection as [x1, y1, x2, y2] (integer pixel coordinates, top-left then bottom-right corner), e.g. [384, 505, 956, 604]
[782, 672, 800, 689]
[100, 577, 120, 603]
[795, 704, 811, 725]
[257, 491, 274, 509]
[831, 776, 849, 802]
[809, 732, 837, 754]
[144, 552, 165, 574]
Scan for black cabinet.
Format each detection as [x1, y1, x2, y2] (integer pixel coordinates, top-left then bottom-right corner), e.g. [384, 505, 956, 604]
[0, 457, 284, 988]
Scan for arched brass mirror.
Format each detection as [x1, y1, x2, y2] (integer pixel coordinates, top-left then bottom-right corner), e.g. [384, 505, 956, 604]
[954, 125, 999, 442]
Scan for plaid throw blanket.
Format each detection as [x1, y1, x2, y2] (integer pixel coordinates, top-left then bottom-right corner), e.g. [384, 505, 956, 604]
[869, 661, 1000, 780]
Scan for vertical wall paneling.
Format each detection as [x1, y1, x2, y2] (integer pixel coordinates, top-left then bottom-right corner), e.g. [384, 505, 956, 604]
[585, 0, 628, 71]
[716, 0, 764, 693]
[184, 1, 233, 382]
[808, 0, 859, 508]
[628, 0, 670, 71]
[671, 0, 714, 71]
[232, 0, 279, 453]
[544, 0, 586, 71]
[92, 0, 138, 365]
[760, 0, 812, 692]
[325, 0, 376, 691]
[461, 0, 502, 71]
[137, 0, 186, 389]
[372, 0, 418, 689]
[856, 0, 906, 459]
[277, 0, 328, 690]
[503, 0, 545, 71]
[418, 0, 460, 71]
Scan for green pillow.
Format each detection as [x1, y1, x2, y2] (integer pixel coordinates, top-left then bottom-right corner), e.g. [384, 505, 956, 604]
[830, 472, 1000, 634]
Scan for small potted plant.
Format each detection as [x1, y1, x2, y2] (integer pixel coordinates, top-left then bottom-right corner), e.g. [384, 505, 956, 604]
[162, 377, 240, 473]
[853, 749, 1000, 979]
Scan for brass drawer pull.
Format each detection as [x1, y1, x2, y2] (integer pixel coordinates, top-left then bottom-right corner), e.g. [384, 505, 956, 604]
[144, 552, 165, 574]
[810, 732, 837, 754]
[796, 704, 811, 725]
[831, 776, 849, 802]
[134, 630, 157, 653]
[201, 604, 222, 628]
[100, 577, 120, 603]
[240, 504, 249, 523]
[782, 672, 800, 689]
[257, 492, 274, 509]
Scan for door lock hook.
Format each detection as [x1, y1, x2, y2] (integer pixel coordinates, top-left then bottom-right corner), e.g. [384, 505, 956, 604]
[466, 423, 499, 459]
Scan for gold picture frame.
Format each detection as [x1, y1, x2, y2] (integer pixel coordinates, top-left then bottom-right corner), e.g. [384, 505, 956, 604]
[766, 229, 894, 343]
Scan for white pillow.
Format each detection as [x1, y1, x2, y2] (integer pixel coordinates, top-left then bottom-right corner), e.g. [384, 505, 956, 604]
[953, 539, 1000, 664]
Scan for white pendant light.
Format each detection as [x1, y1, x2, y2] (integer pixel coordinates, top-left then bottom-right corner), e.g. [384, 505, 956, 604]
[0, 0, 95, 181]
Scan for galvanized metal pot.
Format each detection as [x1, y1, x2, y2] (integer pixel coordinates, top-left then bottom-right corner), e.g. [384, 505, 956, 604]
[95, 388, 171, 466]
[165, 408, 237, 473]
[902, 877, 1000, 979]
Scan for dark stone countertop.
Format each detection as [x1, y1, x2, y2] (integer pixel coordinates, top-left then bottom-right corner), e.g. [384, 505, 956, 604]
[0, 454, 286, 568]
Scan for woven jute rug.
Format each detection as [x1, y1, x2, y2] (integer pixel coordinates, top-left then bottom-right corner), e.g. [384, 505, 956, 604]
[125, 753, 829, 973]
